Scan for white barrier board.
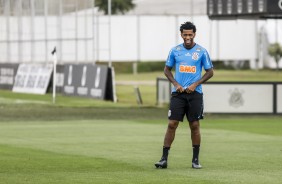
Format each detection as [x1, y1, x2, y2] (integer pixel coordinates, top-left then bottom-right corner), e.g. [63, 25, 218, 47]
[203, 84, 273, 113]
[12, 63, 53, 94]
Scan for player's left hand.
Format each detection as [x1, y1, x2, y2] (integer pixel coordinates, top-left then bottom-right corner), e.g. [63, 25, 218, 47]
[186, 88, 194, 94]
[186, 84, 196, 93]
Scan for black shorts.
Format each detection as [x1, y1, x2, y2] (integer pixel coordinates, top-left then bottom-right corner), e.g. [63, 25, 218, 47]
[168, 91, 204, 122]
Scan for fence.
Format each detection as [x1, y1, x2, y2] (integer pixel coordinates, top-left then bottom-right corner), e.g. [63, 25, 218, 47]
[0, 0, 282, 69]
[0, 0, 95, 63]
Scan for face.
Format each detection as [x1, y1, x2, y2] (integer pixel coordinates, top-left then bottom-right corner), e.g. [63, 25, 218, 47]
[181, 29, 196, 49]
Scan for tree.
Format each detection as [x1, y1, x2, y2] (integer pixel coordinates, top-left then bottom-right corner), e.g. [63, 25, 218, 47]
[95, 0, 135, 14]
[268, 43, 282, 70]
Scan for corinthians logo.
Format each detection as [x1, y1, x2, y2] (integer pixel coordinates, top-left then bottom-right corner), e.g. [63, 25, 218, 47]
[94, 67, 101, 88]
[68, 65, 73, 85]
[279, 0, 282, 10]
[229, 88, 244, 108]
[192, 52, 199, 60]
[81, 66, 87, 87]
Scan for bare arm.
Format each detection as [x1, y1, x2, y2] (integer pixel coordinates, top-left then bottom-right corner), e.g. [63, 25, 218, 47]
[164, 65, 185, 93]
[186, 68, 214, 93]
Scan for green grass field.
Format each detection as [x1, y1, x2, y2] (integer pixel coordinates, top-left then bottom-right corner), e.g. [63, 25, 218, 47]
[1, 69, 282, 184]
[1, 114, 282, 184]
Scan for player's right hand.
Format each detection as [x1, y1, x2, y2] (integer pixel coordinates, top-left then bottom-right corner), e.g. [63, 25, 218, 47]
[176, 85, 185, 93]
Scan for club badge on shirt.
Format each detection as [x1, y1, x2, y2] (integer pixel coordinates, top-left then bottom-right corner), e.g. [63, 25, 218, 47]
[192, 52, 199, 60]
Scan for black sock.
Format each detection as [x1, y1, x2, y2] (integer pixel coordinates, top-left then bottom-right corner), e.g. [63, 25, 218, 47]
[161, 146, 170, 160]
[192, 145, 200, 163]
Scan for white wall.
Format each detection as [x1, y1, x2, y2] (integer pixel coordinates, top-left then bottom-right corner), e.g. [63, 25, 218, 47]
[96, 15, 260, 62]
[0, 13, 281, 68]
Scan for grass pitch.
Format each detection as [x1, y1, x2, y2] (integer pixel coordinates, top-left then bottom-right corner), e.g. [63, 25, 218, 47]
[1, 69, 282, 184]
[0, 106, 282, 184]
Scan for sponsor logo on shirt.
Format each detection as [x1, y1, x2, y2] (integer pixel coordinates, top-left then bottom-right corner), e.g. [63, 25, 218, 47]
[179, 65, 196, 73]
[176, 46, 181, 51]
[185, 52, 191, 56]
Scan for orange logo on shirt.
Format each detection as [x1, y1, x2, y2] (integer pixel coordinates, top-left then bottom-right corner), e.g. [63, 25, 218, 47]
[179, 65, 196, 73]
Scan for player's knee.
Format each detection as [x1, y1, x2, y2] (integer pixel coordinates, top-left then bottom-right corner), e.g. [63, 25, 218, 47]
[189, 121, 200, 131]
[167, 121, 178, 130]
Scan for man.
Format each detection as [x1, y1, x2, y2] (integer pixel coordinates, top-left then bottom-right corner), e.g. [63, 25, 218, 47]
[155, 21, 214, 169]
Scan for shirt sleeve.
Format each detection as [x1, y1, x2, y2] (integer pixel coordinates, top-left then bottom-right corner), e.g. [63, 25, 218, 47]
[202, 51, 213, 70]
[165, 48, 176, 68]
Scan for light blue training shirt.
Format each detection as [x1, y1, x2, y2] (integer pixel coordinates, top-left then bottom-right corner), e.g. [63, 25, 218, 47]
[165, 43, 213, 94]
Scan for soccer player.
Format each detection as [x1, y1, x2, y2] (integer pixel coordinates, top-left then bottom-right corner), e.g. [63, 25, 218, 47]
[155, 21, 214, 169]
